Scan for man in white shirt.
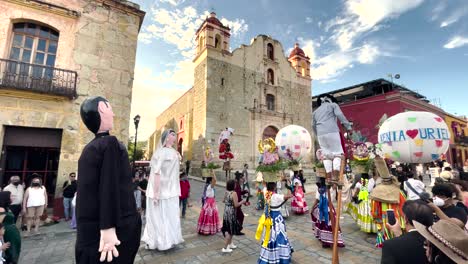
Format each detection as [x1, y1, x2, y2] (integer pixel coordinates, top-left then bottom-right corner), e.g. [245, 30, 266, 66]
[403, 173, 426, 201]
[3, 175, 24, 222]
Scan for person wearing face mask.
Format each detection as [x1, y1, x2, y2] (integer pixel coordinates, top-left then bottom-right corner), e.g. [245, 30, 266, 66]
[62, 172, 77, 221]
[22, 177, 47, 236]
[428, 183, 467, 228]
[141, 129, 184, 250]
[3, 176, 24, 223]
[77, 97, 141, 263]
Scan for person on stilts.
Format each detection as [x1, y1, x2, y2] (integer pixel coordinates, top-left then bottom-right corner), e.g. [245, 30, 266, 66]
[312, 93, 352, 263]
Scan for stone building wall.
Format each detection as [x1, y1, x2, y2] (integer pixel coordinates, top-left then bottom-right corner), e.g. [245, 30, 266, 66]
[151, 35, 312, 171]
[0, 0, 144, 200]
[202, 35, 312, 169]
[153, 89, 194, 159]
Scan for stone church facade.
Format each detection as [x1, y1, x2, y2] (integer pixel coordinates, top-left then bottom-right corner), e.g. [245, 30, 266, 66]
[0, 0, 144, 215]
[150, 12, 312, 171]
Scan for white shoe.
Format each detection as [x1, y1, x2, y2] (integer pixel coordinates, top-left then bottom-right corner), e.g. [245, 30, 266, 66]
[222, 247, 233, 253]
[228, 243, 237, 249]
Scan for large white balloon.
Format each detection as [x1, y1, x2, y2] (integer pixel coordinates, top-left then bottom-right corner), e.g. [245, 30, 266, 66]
[377, 111, 450, 163]
[275, 125, 312, 160]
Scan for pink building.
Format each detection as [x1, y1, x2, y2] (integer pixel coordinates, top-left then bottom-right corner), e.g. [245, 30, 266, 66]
[313, 79, 467, 166]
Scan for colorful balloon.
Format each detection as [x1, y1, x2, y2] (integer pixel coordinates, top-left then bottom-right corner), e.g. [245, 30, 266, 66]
[275, 125, 312, 160]
[378, 111, 450, 163]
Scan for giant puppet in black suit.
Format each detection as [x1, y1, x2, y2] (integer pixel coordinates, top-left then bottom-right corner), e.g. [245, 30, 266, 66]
[76, 96, 141, 263]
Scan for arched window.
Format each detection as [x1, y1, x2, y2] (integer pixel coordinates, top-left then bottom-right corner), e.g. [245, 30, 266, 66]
[198, 36, 204, 52]
[9, 22, 59, 79]
[266, 94, 275, 111]
[267, 43, 274, 60]
[301, 61, 307, 76]
[215, 34, 221, 49]
[267, 69, 274, 85]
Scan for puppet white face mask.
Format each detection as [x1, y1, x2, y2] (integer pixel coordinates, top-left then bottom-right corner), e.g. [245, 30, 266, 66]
[98, 101, 114, 133]
[165, 132, 177, 147]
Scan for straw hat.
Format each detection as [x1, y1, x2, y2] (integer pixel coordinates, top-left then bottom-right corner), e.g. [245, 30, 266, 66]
[374, 157, 391, 179]
[439, 171, 453, 182]
[414, 220, 468, 264]
[369, 182, 400, 204]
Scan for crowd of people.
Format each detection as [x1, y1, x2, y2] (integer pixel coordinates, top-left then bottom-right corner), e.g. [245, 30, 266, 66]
[0, 172, 51, 264]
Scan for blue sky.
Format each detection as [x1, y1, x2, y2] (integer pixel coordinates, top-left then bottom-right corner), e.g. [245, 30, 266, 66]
[129, 0, 468, 139]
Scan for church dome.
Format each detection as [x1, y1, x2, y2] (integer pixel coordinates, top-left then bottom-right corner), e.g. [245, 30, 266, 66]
[196, 12, 230, 34]
[289, 43, 308, 59]
[206, 12, 229, 30]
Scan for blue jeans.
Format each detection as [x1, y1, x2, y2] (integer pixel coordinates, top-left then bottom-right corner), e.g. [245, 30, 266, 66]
[134, 190, 141, 209]
[179, 198, 187, 217]
[63, 197, 73, 219]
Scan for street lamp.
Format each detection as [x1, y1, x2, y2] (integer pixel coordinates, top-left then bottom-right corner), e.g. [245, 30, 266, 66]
[133, 114, 141, 177]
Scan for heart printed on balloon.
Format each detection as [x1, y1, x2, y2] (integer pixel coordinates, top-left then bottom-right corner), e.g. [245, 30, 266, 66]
[435, 140, 443, 148]
[414, 152, 423, 158]
[434, 117, 443, 122]
[406, 129, 419, 139]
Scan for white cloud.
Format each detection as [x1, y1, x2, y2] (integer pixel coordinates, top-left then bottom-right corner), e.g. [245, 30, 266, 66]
[329, 0, 424, 51]
[159, 0, 186, 6]
[440, 7, 468, 27]
[308, 0, 421, 82]
[297, 38, 317, 62]
[358, 44, 379, 64]
[306, 17, 313, 24]
[139, 7, 248, 59]
[443, 36, 468, 49]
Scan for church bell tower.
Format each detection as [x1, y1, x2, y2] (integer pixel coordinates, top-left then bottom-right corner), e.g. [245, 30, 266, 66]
[195, 12, 231, 57]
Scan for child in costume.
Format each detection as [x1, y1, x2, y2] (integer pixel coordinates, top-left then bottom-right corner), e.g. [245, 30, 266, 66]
[197, 173, 221, 235]
[311, 180, 345, 248]
[290, 178, 308, 214]
[257, 182, 293, 264]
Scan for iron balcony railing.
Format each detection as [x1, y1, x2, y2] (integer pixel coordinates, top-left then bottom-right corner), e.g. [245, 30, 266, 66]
[0, 58, 77, 99]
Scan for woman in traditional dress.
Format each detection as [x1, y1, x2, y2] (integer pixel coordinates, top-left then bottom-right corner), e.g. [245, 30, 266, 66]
[291, 179, 308, 214]
[311, 181, 345, 248]
[221, 180, 245, 253]
[197, 173, 221, 235]
[141, 129, 184, 251]
[257, 182, 293, 264]
[347, 173, 378, 233]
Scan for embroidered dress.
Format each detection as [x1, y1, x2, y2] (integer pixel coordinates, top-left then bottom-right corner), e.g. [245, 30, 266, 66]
[197, 185, 221, 235]
[258, 192, 293, 264]
[347, 179, 378, 233]
[311, 190, 345, 248]
[290, 183, 308, 214]
[221, 191, 241, 236]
